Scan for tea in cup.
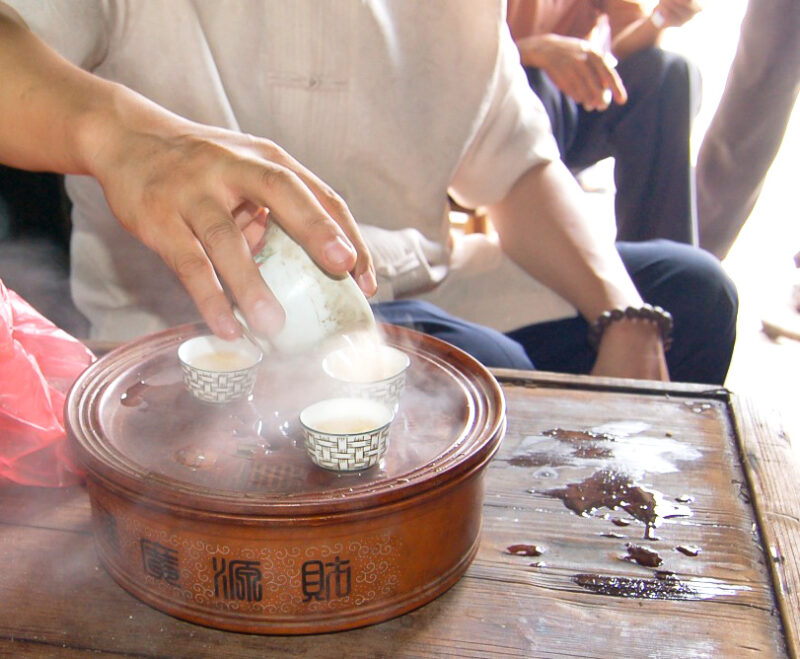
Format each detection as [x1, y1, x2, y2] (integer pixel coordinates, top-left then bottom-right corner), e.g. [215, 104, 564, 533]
[178, 335, 262, 403]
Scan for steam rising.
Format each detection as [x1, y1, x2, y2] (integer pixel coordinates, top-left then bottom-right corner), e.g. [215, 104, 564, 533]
[106, 321, 472, 497]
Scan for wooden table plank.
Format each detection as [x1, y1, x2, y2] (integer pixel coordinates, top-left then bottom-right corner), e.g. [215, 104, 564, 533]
[0, 370, 795, 658]
[733, 395, 800, 658]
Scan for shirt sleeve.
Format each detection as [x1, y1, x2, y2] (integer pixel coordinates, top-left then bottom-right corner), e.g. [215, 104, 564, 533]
[359, 225, 449, 300]
[448, 20, 559, 210]
[4, 0, 110, 70]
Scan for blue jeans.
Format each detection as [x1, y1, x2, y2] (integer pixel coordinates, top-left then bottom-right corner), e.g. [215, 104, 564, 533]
[526, 48, 701, 245]
[373, 240, 737, 385]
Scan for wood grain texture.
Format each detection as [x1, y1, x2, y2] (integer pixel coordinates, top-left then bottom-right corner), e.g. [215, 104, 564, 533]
[0, 370, 794, 658]
[732, 395, 800, 659]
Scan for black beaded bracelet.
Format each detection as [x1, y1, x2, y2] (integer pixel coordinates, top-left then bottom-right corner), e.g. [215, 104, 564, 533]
[587, 303, 674, 351]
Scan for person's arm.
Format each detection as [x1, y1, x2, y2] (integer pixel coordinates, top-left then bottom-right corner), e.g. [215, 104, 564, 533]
[611, 0, 701, 60]
[486, 159, 669, 381]
[0, 4, 376, 340]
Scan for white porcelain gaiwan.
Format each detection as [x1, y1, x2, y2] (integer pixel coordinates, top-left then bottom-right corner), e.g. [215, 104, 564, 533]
[238, 222, 376, 354]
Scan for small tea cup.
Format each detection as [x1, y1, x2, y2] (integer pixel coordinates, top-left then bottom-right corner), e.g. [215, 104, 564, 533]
[322, 344, 410, 414]
[178, 335, 262, 404]
[299, 397, 395, 471]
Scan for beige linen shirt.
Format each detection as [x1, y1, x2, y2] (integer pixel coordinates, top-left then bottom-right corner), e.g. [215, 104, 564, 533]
[11, 0, 574, 341]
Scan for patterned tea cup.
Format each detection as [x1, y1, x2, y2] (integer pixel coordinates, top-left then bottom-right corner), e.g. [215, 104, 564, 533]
[322, 344, 410, 414]
[299, 397, 395, 471]
[178, 335, 262, 404]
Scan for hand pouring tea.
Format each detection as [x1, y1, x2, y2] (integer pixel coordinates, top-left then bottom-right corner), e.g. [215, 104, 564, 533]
[236, 222, 376, 354]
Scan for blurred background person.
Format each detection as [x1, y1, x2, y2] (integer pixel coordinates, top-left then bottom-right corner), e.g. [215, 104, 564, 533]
[696, 0, 799, 342]
[507, 0, 702, 244]
[696, 0, 800, 261]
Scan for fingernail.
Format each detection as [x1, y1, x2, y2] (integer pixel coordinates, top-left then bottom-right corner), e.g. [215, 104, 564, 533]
[358, 270, 377, 295]
[252, 299, 285, 336]
[216, 312, 241, 339]
[324, 235, 356, 268]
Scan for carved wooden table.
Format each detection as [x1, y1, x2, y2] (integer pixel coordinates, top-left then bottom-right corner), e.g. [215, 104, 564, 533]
[1, 370, 798, 657]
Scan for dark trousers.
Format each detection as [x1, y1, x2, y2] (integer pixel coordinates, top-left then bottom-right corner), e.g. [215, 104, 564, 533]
[525, 47, 701, 245]
[374, 240, 737, 385]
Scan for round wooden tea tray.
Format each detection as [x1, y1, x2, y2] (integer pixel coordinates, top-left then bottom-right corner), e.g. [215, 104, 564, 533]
[66, 323, 506, 634]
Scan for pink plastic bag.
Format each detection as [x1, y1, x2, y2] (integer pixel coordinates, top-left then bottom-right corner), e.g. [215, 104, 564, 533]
[0, 279, 95, 487]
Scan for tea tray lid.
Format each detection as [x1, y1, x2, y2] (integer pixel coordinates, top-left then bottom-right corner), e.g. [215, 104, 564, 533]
[66, 324, 506, 516]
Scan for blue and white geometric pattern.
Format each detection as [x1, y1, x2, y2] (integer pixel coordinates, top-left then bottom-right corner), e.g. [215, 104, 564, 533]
[181, 363, 257, 404]
[304, 425, 390, 471]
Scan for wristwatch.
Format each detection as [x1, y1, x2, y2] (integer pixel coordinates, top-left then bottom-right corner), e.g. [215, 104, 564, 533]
[650, 9, 666, 29]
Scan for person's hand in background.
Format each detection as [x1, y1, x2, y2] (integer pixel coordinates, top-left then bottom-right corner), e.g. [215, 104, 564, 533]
[515, 33, 627, 111]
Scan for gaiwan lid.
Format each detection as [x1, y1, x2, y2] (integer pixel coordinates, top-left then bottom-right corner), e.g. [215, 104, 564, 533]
[66, 323, 506, 517]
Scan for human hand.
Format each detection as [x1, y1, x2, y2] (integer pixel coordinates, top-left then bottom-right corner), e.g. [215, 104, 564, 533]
[590, 321, 670, 381]
[517, 34, 627, 111]
[655, 0, 702, 27]
[87, 111, 376, 341]
[0, 8, 375, 341]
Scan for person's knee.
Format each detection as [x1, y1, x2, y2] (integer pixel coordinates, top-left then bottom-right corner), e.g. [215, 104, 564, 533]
[620, 47, 700, 101]
[659, 49, 698, 80]
[619, 240, 737, 384]
[671, 248, 738, 384]
[661, 50, 702, 113]
[681, 247, 737, 323]
[651, 241, 738, 332]
[622, 47, 691, 76]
